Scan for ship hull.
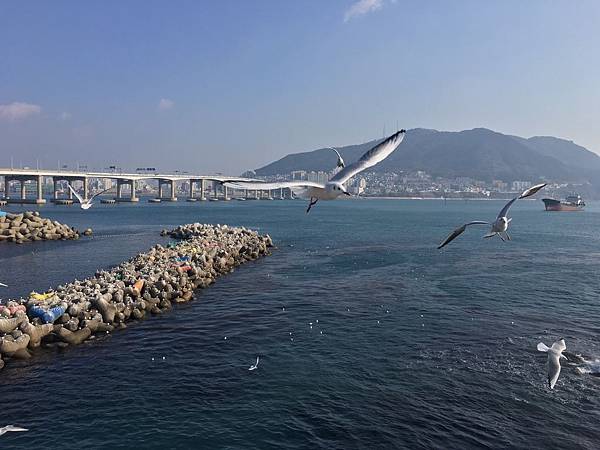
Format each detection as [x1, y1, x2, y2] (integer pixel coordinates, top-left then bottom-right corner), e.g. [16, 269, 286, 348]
[542, 198, 584, 211]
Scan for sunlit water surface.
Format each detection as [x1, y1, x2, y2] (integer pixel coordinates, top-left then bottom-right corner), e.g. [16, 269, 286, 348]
[0, 198, 599, 449]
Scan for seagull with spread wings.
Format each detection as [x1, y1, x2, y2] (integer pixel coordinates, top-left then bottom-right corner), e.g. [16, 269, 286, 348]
[67, 184, 112, 210]
[538, 338, 567, 389]
[225, 130, 406, 213]
[249, 356, 260, 371]
[437, 183, 546, 249]
[329, 147, 345, 168]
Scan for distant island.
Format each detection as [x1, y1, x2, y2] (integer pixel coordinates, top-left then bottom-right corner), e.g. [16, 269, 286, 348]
[251, 128, 599, 199]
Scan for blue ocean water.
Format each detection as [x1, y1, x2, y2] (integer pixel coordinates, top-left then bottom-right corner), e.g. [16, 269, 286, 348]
[0, 198, 599, 449]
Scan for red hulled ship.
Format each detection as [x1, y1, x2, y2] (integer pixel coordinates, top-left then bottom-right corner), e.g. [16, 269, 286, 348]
[542, 194, 585, 211]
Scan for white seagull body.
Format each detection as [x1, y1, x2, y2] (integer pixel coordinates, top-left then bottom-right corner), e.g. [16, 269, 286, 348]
[225, 130, 406, 213]
[329, 147, 345, 168]
[437, 183, 546, 249]
[249, 356, 260, 371]
[0, 425, 28, 436]
[537, 339, 567, 389]
[67, 184, 111, 210]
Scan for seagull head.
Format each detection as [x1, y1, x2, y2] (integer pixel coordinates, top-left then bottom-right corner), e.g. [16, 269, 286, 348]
[326, 182, 351, 196]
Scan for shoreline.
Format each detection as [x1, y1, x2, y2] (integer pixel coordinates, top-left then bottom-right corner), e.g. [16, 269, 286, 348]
[356, 196, 545, 201]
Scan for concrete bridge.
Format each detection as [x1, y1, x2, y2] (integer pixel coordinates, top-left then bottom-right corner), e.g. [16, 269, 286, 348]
[0, 169, 286, 204]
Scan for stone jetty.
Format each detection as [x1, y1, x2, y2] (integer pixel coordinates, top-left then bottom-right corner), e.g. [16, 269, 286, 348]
[0, 211, 80, 244]
[0, 223, 273, 371]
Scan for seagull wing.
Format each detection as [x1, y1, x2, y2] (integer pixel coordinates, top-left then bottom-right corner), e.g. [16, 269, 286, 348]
[89, 187, 113, 202]
[551, 339, 566, 353]
[0, 282, 7, 287]
[437, 221, 489, 249]
[497, 183, 547, 218]
[256, 356, 260, 366]
[223, 181, 324, 191]
[67, 184, 84, 204]
[497, 197, 519, 219]
[537, 342, 550, 352]
[518, 183, 547, 199]
[329, 147, 345, 168]
[548, 352, 562, 389]
[5, 425, 28, 432]
[330, 130, 406, 184]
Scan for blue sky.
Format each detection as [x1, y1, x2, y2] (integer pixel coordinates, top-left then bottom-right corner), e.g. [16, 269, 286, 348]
[1, 0, 599, 174]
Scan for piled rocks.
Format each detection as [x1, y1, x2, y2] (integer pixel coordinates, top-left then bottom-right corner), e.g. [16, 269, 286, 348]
[0, 211, 80, 244]
[0, 223, 272, 371]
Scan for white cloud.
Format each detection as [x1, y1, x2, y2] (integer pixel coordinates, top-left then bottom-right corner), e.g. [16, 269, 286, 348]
[158, 98, 174, 111]
[344, 0, 384, 22]
[0, 102, 42, 121]
[60, 112, 72, 121]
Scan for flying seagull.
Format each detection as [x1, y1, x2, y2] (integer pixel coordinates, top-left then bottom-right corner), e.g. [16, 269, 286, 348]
[537, 338, 567, 389]
[437, 183, 546, 249]
[0, 425, 28, 436]
[0, 282, 7, 287]
[248, 356, 260, 371]
[329, 147, 345, 168]
[67, 184, 112, 210]
[224, 130, 406, 213]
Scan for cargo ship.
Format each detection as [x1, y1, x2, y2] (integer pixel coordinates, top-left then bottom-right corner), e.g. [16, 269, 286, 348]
[542, 194, 585, 211]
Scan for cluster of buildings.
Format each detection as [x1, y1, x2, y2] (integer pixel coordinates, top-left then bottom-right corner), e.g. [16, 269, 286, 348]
[257, 169, 590, 199]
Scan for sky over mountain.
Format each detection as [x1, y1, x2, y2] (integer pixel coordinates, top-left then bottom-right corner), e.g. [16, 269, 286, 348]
[1, 1, 600, 174]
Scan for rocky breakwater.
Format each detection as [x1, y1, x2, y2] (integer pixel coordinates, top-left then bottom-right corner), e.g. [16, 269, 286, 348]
[0, 211, 80, 244]
[0, 223, 273, 371]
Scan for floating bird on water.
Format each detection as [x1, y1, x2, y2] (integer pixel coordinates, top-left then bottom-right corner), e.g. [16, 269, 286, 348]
[328, 147, 345, 168]
[437, 183, 546, 249]
[249, 356, 260, 371]
[224, 130, 406, 213]
[0, 425, 28, 436]
[67, 184, 112, 210]
[537, 338, 567, 389]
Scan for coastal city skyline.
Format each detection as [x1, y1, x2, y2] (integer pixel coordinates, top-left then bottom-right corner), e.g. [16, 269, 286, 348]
[2, 1, 600, 174]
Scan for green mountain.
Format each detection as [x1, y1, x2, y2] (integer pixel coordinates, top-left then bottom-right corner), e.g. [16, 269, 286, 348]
[255, 128, 599, 183]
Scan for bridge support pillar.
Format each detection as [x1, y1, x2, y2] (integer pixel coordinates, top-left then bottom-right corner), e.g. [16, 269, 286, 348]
[3, 176, 10, 199]
[20, 178, 26, 200]
[83, 178, 89, 201]
[53, 178, 59, 200]
[224, 185, 229, 201]
[189, 180, 195, 199]
[130, 180, 138, 202]
[36, 175, 46, 203]
[169, 180, 177, 201]
[200, 180, 206, 200]
[116, 180, 123, 199]
[213, 181, 219, 200]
